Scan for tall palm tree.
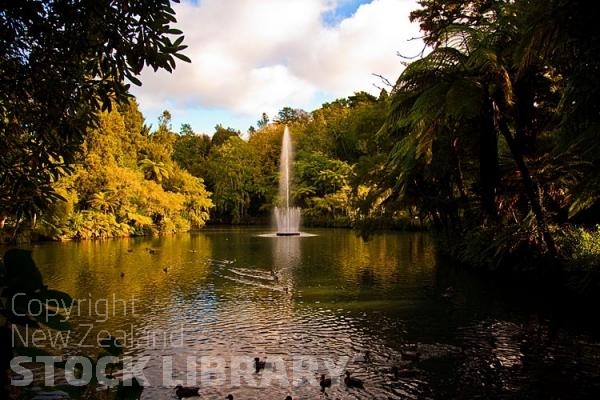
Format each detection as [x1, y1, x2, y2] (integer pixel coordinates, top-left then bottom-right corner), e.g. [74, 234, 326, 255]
[139, 158, 170, 183]
[382, 27, 500, 224]
[88, 190, 119, 214]
[383, 19, 558, 254]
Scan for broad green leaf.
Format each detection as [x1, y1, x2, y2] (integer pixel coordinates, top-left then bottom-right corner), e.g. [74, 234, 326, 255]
[173, 36, 184, 47]
[174, 53, 191, 63]
[126, 74, 142, 86]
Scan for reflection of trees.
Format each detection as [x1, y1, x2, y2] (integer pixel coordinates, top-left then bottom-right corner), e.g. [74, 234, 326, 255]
[334, 233, 436, 290]
[32, 233, 214, 337]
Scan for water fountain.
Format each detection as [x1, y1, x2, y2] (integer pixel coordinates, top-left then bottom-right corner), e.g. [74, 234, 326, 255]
[274, 126, 301, 236]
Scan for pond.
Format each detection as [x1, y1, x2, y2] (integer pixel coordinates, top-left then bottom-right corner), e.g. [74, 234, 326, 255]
[11, 227, 600, 399]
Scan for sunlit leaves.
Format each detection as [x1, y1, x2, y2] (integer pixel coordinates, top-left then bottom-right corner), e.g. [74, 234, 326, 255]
[0, 0, 191, 236]
[205, 137, 261, 223]
[35, 107, 212, 239]
[139, 159, 170, 183]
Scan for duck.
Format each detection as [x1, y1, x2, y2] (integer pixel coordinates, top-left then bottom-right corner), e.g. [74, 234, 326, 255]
[319, 374, 332, 393]
[254, 357, 266, 373]
[116, 377, 143, 398]
[344, 371, 364, 389]
[175, 385, 200, 398]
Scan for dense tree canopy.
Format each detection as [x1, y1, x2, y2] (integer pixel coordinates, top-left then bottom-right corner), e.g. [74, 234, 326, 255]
[33, 102, 211, 241]
[0, 0, 190, 232]
[377, 0, 600, 267]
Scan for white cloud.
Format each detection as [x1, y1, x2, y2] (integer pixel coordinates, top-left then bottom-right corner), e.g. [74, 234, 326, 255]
[130, 0, 423, 131]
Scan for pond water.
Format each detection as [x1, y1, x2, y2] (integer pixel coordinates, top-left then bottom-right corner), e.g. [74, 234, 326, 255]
[12, 227, 600, 399]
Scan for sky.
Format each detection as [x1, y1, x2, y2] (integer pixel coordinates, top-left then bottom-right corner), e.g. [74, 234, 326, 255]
[129, 0, 424, 136]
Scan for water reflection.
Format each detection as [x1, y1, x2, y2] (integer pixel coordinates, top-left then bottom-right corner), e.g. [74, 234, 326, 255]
[6, 228, 600, 399]
[271, 236, 301, 292]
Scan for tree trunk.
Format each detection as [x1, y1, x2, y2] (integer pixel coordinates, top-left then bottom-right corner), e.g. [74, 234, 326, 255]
[480, 97, 499, 220]
[498, 119, 558, 257]
[514, 74, 537, 155]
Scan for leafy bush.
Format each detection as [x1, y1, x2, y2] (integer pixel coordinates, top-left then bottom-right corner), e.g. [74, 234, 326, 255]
[558, 225, 600, 270]
[443, 221, 552, 272]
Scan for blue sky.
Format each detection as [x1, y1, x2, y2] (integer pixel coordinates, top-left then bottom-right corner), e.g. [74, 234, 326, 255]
[322, 0, 373, 25]
[130, 0, 423, 136]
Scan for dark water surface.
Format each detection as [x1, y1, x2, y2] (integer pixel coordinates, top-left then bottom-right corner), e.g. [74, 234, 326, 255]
[13, 227, 600, 399]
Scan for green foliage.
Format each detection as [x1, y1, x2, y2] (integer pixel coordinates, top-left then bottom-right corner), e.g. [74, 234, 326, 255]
[290, 151, 354, 223]
[33, 108, 212, 240]
[64, 211, 132, 240]
[368, 0, 600, 270]
[450, 224, 534, 270]
[157, 93, 389, 226]
[205, 137, 263, 223]
[558, 225, 600, 270]
[256, 112, 270, 129]
[173, 130, 212, 177]
[0, 0, 191, 235]
[273, 107, 310, 125]
[211, 124, 241, 147]
[139, 159, 170, 183]
[138, 114, 177, 164]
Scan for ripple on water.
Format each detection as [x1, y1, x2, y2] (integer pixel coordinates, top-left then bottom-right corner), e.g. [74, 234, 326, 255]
[23, 232, 600, 400]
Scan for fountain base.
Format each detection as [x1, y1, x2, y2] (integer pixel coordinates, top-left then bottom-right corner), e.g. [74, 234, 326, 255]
[276, 232, 301, 236]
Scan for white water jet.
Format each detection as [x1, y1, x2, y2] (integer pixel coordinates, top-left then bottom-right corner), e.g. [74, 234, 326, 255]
[274, 126, 301, 236]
